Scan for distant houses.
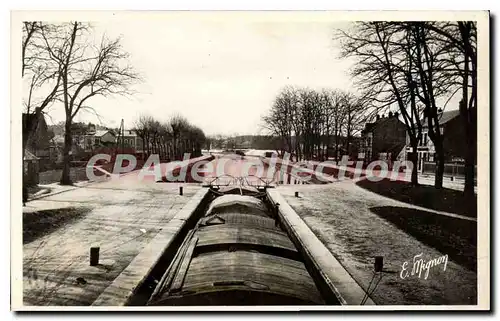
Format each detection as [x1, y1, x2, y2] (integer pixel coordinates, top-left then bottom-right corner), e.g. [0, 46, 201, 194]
[23, 114, 147, 179]
[23, 108, 61, 176]
[359, 107, 476, 176]
[116, 129, 145, 156]
[406, 109, 476, 176]
[71, 123, 116, 152]
[51, 124, 145, 158]
[358, 112, 407, 164]
[23, 149, 40, 186]
[82, 129, 116, 150]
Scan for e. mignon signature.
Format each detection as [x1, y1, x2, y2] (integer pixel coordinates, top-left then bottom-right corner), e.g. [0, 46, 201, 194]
[400, 253, 449, 280]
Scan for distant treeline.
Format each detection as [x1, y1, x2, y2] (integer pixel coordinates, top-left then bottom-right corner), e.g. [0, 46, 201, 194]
[207, 134, 279, 151]
[207, 134, 360, 156]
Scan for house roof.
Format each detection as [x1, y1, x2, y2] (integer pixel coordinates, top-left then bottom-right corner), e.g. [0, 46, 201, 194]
[52, 135, 65, 144]
[22, 112, 47, 134]
[85, 129, 115, 137]
[93, 129, 113, 137]
[123, 130, 137, 137]
[363, 109, 461, 133]
[363, 123, 376, 133]
[436, 109, 461, 124]
[362, 116, 404, 134]
[421, 109, 461, 128]
[24, 149, 39, 161]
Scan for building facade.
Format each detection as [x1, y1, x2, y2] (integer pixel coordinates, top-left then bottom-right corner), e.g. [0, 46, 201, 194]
[359, 112, 407, 164]
[82, 130, 116, 151]
[116, 129, 144, 154]
[405, 109, 475, 175]
[23, 109, 57, 171]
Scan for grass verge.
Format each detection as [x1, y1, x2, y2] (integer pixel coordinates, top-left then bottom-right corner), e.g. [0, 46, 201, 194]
[370, 206, 476, 271]
[357, 178, 477, 217]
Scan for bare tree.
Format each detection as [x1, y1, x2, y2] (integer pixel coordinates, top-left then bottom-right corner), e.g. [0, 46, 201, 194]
[187, 125, 206, 156]
[207, 134, 226, 150]
[338, 21, 477, 188]
[22, 22, 44, 77]
[343, 93, 366, 158]
[22, 22, 63, 196]
[170, 114, 190, 159]
[394, 22, 472, 188]
[134, 115, 154, 157]
[458, 22, 477, 196]
[423, 22, 477, 194]
[262, 86, 364, 162]
[261, 86, 297, 158]
[338, 22, 424, 185]
[22, 21, 62, 143]
[39, 22, 140, 184]
[329, 90, 347, 161]
[318, 89, 333, 160]
[157, 122, 173, 160]
[405, 23, 448, 188]
[149, 120, 161, 155]
[134, 113, 206, 161]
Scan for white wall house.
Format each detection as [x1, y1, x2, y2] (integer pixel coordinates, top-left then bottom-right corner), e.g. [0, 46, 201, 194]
[404, 109, 460, 172]
[116, 129, 144, 153]
[82, 130, 116, 151]
[358, 132, 373, 161]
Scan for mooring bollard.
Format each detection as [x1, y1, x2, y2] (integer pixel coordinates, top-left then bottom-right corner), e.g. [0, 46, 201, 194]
[90, 246, 100, 266]
[274, 203, 280, 227]
[295, 191, 299, 198]
[179, 186, 183, 196]
[374, 256, 384, 272]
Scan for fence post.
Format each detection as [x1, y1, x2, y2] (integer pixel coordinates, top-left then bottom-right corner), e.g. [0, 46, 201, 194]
[90, 246, 100, 266]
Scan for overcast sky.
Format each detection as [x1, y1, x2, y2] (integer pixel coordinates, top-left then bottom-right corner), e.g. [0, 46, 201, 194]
[36, 13, 462, 136]
[41, 15, 357, 135]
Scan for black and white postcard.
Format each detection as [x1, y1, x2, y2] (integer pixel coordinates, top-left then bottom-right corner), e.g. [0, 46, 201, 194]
[10, 10, 490, 311]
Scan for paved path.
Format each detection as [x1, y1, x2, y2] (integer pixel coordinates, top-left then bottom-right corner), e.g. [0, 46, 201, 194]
[21, 154, 477, 306]
[23, 176, 201, 306]
[277, 181, 477, 305]
[307, 160, 475, 192]
[202, 154, 277, 186]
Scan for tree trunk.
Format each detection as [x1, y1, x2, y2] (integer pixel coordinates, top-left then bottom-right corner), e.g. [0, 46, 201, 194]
[22, 108, 42, 187]
[22, 126, 30, 186]
[346, 127, 351, 159]
[434, 142, 444, 189]
[22, 118, 33, 203]
[459, 22, 477, 196]
[146, 136, 151, 156]
[464, 139, 475, 195]
[335, 129, 340, 161]
[463, 107, 476, 195]
[60, 120, 73, 185]
[173, 137, 177, 160]
[409, 140, 419, 186]
[22, 134, 29, 203]
[461, 75, 476, 196]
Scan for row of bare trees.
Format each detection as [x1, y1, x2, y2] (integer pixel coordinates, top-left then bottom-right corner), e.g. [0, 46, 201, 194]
[22, 22, 140, 185]
[337, 21, 477, 194]
[261, 86, 366, 162]
[133, 114, 206, 161]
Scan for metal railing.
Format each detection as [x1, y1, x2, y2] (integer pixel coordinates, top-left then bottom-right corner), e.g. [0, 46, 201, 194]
[204, 174, 275, 188]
